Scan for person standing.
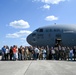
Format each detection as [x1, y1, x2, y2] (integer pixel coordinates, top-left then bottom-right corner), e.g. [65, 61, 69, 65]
[34, 47, 39, 60]
[42, 48, 46, 60]
[9, 46, 13, 60]
[15, 46, 18, 60]
[18, 46, 22, 60]
[39, 48, 43, 60]
[21, 47, 25, 60]
[5, 46, 9, 60]
[73, 46, 76, 61]
[12, 45, 17, 60]
[69, 48, 73, 61]
[1, 46, 6, 60]
[51, 47, 55, 60]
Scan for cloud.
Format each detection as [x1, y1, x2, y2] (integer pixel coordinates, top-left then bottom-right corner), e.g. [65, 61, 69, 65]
[20, 38, 30, 46]
[33, 0, 66, 4]
[6, 30, 32, 38]
[42, 4, 50, 9]
[45, 15, 58, 21]
[21, 38, 26, 41]
[9, 20, 30, 29]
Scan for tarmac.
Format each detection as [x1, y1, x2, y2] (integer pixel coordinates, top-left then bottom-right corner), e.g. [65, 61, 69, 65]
[0, 60, 76, 75]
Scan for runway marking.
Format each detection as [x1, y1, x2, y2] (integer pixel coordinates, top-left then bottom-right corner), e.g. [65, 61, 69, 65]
[24, 61, 32, 75]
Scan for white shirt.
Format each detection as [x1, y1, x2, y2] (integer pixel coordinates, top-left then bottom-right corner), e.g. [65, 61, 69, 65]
[5, 49, 9, 54]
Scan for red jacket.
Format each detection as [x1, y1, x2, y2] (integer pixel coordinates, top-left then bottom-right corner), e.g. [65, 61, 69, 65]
[12, 47, 16, 54]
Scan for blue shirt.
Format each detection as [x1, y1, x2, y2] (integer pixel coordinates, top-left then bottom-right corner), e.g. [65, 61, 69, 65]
[2, 47, 6, 53]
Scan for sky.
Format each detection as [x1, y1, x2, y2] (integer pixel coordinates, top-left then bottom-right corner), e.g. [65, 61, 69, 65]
[0, 0, 76, 48]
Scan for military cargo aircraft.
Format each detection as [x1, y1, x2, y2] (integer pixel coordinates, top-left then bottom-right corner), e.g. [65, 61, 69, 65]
[27, 25, 76, 47]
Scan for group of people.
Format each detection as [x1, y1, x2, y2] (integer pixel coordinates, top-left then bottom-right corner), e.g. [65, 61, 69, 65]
[0, 45, 76, 61]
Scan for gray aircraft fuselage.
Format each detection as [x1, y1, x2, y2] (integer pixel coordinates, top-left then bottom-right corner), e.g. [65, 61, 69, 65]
[26, 25, 76, 47]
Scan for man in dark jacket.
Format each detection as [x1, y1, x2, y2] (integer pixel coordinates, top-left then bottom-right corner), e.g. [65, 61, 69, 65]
[73, 46, 76, 61]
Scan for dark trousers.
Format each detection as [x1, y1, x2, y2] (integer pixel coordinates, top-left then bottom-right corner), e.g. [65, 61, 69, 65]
[10, 54, 13, 60]
[74, 53, 76, 61]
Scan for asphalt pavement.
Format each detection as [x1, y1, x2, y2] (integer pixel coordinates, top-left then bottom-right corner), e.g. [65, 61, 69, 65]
[0, 60, 76, 75]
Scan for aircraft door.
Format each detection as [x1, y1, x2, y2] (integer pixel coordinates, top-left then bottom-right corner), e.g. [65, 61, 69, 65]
[55, 39, 62, 47]
[55, 34, 62, 46]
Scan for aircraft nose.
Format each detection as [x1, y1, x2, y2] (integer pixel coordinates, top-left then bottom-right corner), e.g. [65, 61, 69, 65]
[26, 33, 37, 46]
[26, 34, 31, 45]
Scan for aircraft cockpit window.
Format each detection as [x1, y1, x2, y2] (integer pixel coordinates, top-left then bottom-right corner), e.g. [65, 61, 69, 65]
[39, 29, 43, 32]
[35, 29, 39, 32]
[34, 29, 43, 32]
